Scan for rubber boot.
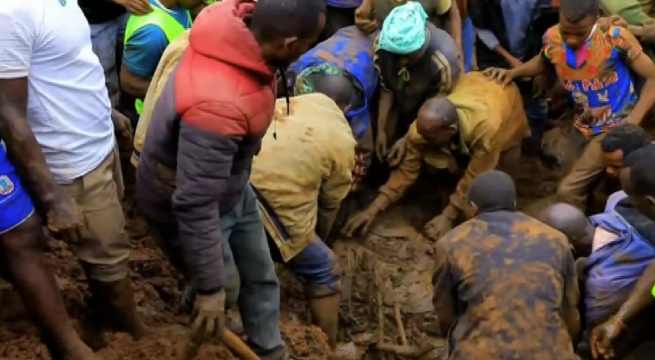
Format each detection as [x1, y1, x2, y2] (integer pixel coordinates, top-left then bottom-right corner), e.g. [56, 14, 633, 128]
[309, 294, 340, 349]
[79, 293, 109, 351]
[97, 278, 149, 339]
[81, 278, 148, 349]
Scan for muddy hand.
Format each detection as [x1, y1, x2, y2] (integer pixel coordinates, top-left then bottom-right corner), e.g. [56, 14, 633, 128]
[112, 109, 134, 153]
[590, 317, 625, 360]
[598, 15, 628, 32]
[113, 0, 152, 15]
[46, 192, 84, 245]
[482, 67, 514, 87]
[191, 290, 226, 343]
[423, 214, 454, 242]
[343, 208, 378, 238]
[387, 137, 407, 168]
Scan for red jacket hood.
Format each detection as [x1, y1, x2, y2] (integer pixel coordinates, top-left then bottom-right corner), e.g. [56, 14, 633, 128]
[189, 0, 273, 82]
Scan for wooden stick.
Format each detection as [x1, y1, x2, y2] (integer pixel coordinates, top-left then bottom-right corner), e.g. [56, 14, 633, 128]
[375, 343, 434, 358]
[181, 329, 260, 360]
[223, 329, 260, 360]
[394, 304, 408, 346]
[377, 289, 384, 343]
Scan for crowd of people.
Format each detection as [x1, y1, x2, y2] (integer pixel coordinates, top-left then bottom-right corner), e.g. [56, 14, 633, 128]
[1, 0, 655, 359]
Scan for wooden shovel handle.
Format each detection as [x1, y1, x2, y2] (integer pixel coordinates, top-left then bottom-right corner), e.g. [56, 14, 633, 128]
[182, 329, 260, 360]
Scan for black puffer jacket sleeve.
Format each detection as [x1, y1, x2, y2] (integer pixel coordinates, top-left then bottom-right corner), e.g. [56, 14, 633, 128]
[172, 121, 241, 294]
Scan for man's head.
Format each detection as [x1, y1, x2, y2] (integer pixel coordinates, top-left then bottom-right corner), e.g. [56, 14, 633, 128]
[306, 74, 355, 113]
[559, 0, 599, 50]
[620, 145, 655, 220]
[601, 125, 651, 177]
[416, 97, 459, 146]
[538, 203, 594, 257]
[467, 170, 517, 217]
[250, 0, 326, 68]
[378, 2, 429, 66]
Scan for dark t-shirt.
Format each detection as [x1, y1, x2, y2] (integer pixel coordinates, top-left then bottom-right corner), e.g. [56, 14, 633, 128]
[375, 24, 460, 124]
[79, 0, 125, 24]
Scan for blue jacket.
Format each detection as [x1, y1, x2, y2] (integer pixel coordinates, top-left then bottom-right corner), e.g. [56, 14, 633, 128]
[289, 26, 378, 139]
[584, 202, 655, 326]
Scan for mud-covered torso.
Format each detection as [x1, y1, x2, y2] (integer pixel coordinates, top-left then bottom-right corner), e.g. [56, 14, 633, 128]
[439, 211, 578, 360]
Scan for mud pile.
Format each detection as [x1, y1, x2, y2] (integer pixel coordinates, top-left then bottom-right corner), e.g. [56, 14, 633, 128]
[0, 129, 567, 360]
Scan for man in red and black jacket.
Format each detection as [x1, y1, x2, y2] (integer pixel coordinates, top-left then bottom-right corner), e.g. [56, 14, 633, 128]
[136, 0, 326, 358]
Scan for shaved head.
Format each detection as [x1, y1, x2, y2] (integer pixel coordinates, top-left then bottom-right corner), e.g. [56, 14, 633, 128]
[468, 170, 517, 214]
[416, 97, 458, 145]
[538, 203, 593, 257]
[309, 74, 354, 112]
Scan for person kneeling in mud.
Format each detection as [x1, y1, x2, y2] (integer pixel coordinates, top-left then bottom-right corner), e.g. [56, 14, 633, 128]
[433, 171, 580, 360]
[588, 146, 655, 360]
[369, 2, 461, 163]
[343, 72, 528, 241]
[539, 199, 655, 358]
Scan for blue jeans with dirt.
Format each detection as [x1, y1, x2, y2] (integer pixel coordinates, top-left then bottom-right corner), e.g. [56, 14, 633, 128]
[267, 234, 341, 297]
[90, 16, 124, 106]
[149, 185, 283, 353]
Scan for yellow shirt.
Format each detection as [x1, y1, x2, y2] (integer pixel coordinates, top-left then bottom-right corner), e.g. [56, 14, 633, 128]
[251, 94, 356, 261]
[132, 30, 190, 166]
[379, 72, 529, 216]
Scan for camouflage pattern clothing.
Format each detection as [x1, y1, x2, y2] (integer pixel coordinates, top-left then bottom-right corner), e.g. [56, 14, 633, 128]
[433, 211, 579, 360]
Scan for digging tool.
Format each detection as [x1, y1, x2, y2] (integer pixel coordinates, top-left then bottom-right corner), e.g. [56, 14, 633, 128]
[181, 328, 260, 360]
[375, 343, 434, 358]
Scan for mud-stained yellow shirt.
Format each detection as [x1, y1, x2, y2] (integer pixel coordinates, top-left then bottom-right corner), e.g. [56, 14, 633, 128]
[378, 72, 529, 216]
[434, 211, 580, 360]
[251, 94, 356, 261]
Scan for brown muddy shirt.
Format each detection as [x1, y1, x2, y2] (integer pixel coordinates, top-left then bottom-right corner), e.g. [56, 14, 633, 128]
[434, 211, 579, 360]
[378, 72, 529, 219]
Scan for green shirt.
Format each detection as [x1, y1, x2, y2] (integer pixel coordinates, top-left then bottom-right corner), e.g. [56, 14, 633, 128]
[602, 0, 654, 25]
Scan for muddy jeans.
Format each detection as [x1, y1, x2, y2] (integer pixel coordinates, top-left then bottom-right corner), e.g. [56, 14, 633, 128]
[149, 185, 283, 353]
[90, 17, 124, 107]
[556, 133, 607, 210]
[60, 148, 130, 282]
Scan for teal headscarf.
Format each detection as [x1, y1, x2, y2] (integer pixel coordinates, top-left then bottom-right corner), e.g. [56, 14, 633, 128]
[378, 2, 429, 55]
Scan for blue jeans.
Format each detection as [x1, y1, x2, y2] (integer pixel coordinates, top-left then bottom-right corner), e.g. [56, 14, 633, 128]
[220, 185, 283, 352]
[267, 234, 341, 297]
[462, 17, 476, 73]
[90, 17, 124, 106]
[149, 185, 283, 352]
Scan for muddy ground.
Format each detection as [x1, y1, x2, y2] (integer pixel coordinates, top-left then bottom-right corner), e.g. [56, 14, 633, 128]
[0, 127, 647, 360]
